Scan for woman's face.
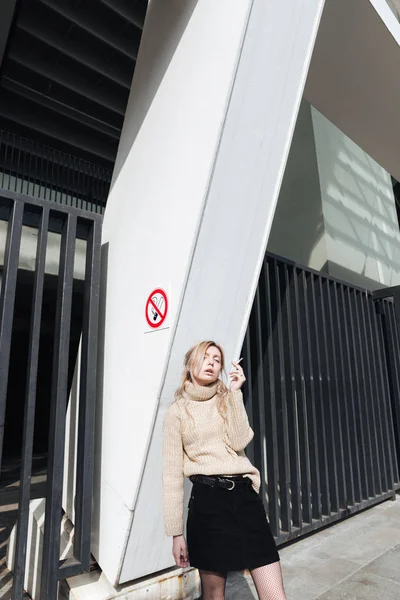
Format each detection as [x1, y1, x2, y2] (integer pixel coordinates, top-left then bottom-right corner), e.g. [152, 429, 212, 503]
[192, 345, 222, 386]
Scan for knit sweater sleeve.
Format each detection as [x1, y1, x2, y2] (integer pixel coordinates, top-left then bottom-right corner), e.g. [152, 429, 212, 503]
[162, 402, 185, 536]
[224, 390, 254, 452]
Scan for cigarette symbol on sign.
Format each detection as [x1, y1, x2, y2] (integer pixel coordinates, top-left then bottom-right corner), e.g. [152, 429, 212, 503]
[150, 295, 165, 322]
[145, 289, 168, 330]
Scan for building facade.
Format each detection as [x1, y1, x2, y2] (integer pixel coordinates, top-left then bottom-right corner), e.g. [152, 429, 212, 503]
[0, 0, 400, 598]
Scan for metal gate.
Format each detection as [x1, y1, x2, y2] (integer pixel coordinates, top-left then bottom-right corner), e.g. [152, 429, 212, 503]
[0, 189, 102, 598]
[242, 252, 400, 545]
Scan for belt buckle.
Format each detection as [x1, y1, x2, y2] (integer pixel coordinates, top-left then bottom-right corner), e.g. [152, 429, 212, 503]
[220, 477, 235, 491]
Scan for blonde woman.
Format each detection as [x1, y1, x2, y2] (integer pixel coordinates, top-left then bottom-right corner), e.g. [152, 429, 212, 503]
[163, 341, 287, 600]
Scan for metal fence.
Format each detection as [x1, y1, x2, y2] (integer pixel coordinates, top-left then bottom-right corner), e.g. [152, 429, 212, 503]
[242, 252, 400, 545]
[0, 130, 112, 214]
[0, 189, 102, 598]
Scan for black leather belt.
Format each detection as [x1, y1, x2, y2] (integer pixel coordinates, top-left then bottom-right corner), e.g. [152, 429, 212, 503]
[189, 474, 248, 491]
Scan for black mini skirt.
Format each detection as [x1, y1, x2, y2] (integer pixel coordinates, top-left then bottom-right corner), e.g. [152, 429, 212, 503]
[187, 476, 279, 573]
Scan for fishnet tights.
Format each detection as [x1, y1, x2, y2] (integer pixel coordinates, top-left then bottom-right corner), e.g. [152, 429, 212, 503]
[199, 570, 227, 600]
[199, 562, 287, 600]
[250, 563, 287, 600]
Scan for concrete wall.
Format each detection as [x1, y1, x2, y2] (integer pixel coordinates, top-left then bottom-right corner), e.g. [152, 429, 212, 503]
[312, 108, 400, 289]
[267, 100, 400, 290]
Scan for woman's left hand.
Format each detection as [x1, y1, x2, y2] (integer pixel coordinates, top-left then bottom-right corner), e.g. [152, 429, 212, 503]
[229, 361, 246, 392]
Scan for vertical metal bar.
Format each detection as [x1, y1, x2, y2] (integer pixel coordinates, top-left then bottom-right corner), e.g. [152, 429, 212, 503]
[373, 300, 396, 493]
[76, 160, 82, 210]
[264, 258, 280, 537]
[293, 267, 312, 525]
[71, 218, 101, 567]
[331, 282, 354, 507]
[253, 272, 268, 506]
[353, 291, 375, 499]
[302, 271, 322, 520]
[380, 302, 399, 490]
[283, 264, 301, 528]
[88, 166, 93, 213]
[33, 142, 39, 198]
[0, 130, 5, 188]
[69, 157, 74, 207]
[369, 299, 389, 492]
[318, 277, 339, 513]
[0, 130, 3, 186]
[343, 287, 362, 504]
[385, 302, 400, 483]
[12, 208, 49, 600]
[337, 283, 357, 507]
[41, 213, 77, 600]
[60, 154, 64, 206]
[392, 292, 400, 484]
[324, 278, 346, 509]
[0, 199, 24, 469]
[51, 151, 56, 203]
[8, 134, 15, 191]
[15, 136, 22, 192]
[363, 297, 383, 495]
[40, 144, 45, 199]
[309, 274, 330, 516]
[274, 260, 291, 533]
[56, 152, 63, 204]
[27, 141, 33, 196]
[96, 166, 100, 214]
[242, 328, 255, 466]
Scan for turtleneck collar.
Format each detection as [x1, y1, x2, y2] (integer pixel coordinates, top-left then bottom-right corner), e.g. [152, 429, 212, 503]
[184, 380, 218, 402]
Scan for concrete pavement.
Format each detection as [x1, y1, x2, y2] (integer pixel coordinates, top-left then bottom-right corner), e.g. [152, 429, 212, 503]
[226, 493, 400, 600]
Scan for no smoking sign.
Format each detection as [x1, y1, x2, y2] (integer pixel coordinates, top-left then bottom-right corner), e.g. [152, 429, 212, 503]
[145, 288, 169, 331]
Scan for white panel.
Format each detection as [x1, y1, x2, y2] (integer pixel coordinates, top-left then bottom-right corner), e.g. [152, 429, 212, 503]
[93, 0, 253, 584]
[90, 475, 133, 586]
[98, 0, 252, 511]
[120, 0, 325, 583]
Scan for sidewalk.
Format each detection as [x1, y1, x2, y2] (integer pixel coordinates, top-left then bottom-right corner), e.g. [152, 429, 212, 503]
[226, 493, 400, 600]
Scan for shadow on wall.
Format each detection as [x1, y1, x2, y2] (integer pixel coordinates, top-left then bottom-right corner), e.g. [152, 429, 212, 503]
[312, 107, 400, 289]
[110, 0, 200, 188]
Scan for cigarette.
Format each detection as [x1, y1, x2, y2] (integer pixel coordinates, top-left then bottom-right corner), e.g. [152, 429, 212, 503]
[236, 357, 243, 365]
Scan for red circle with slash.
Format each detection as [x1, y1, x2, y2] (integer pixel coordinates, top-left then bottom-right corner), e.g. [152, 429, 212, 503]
[145, 288, 168, 328]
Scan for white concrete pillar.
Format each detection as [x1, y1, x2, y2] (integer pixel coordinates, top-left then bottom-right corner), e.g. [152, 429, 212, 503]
[76, 0, 326, 586]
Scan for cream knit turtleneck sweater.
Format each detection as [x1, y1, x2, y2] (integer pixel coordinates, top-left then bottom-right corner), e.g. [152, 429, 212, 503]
[162, 381, 260, 536]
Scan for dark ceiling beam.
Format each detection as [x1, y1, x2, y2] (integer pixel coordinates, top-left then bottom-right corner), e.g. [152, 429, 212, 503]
[40, 0, 141, 61]
[18, 12, 133, 89]
[0, 89, 117, 162]
[3, 60, 123, 130]
[2, 78, 120, 139]
[9, 45, 126, 115]
[0, 0, 17, 71]
[0, 126, 113, 172]
[99, 0, 146, 30]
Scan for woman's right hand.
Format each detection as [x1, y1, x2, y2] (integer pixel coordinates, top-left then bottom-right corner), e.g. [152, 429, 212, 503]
[172, 534, 189, 567]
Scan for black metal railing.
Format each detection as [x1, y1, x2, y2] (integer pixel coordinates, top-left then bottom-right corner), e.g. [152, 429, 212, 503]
[0, 189, 102, 599]
[0, 130, 112, 214]
[242, 252, 400, 545]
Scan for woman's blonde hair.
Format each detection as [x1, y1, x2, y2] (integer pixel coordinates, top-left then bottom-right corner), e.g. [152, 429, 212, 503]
[175, 340, 229, 418]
